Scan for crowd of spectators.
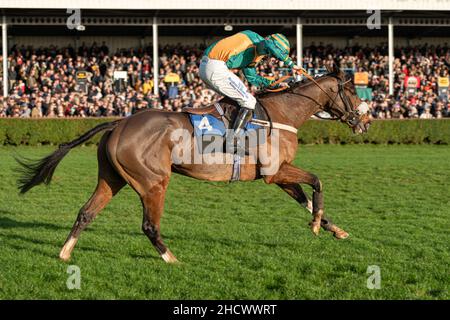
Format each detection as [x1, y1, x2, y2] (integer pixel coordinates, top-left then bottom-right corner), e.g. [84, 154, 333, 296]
[0, 41, 449, 119]
[304, 43, 450, 118]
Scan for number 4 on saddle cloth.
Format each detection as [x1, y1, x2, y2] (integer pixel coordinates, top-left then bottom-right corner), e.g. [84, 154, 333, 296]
[185, 102, 268, 154]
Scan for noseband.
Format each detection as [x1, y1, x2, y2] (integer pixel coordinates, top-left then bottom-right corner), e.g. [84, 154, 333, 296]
[335, 79, 360, 126]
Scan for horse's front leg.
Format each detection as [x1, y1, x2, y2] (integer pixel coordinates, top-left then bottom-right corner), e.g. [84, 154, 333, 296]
[265, 162, 348, 238]
[277, 183, 349, 239]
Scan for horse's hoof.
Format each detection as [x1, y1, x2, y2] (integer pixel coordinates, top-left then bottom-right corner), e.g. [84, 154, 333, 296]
[310, 222, 321, 236]
[59, 237, 77, 262]
[326, 224, 349, 239]
[59, 251, 71, 262]
[333, 229, 349, 239]
[161, 250, 179, 264]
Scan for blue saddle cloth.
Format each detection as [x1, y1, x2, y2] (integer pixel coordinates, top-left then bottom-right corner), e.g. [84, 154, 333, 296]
[189, 114, 262, 137]
[189, 113, 266, 154]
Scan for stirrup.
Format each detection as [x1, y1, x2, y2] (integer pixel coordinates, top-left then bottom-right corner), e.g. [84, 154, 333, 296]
[225, 108, 252, 154]
[229, 108, 253, 181]
[232, 108, 253, 136]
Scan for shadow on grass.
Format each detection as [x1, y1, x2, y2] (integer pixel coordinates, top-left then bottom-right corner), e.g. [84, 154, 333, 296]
[3, 226, 161, 262]
[128, 253, 164, 261]
[6, 242, 58, 260]
[163, 232, 295, 249]
[0, 211, 298, 262]
[0, 215, 65, 231]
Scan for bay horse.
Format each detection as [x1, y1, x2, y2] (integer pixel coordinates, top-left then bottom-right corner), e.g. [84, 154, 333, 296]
[16, 66, 370, 263]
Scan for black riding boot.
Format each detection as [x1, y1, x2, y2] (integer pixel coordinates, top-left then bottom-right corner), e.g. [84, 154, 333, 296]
[233, 108, 253, 136]
[226, 108, 253, 154]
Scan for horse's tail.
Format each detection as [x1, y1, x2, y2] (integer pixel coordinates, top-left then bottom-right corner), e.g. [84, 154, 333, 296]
[15, 120, 121, 194]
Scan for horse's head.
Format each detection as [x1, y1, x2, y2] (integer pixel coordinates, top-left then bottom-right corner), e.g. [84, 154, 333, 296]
[323, 65, 371, 134]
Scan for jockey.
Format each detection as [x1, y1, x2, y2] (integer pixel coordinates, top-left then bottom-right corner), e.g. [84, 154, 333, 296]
[199, 30, 303, 138]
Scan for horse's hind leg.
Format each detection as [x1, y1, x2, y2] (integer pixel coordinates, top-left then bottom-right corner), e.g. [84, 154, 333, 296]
[265, 163, 323, 235]
[266, 162, 348, 238]
[108, 133, 176, 263]
[59, 136, 126, 261]
[277, 183, 349, 239]
[140, 178, 178, 263]
[277, 183, 313, 213]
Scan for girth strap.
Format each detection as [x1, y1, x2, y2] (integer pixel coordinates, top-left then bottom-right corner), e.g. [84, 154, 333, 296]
[231, 153, 241, 182]
[214, 102, 229, 128]
[214, 102, 224, 116]
[250, 119, 298, 135]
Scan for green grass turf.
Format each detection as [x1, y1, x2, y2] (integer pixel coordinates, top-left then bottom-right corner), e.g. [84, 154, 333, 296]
[0, 144, 448, 300]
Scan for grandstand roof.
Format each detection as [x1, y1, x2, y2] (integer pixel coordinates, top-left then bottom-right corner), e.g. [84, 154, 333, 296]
[1, 0, 449, 11]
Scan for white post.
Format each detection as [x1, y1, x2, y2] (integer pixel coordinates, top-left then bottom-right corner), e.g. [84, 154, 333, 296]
[2, 16, 8, 97]
[388, 17, 394, 96]
[152, 16, 159, 97]
[296, 17, 303, 68]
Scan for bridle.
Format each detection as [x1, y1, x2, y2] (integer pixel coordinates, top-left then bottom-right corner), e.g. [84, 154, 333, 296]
[298, 72, 361, 127]
[330, 78, 362, 127]
[268, 73, 362, 127]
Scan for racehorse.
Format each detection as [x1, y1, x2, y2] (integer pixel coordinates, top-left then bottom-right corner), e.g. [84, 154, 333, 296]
[16, 65, 370, 263]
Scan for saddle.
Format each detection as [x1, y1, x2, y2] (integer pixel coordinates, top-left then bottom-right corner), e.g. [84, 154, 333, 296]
[184, 104, 221, 118]
[183, 97, 269, 130]
[184, 97, 298, 135]
[183, 98, 269, 181]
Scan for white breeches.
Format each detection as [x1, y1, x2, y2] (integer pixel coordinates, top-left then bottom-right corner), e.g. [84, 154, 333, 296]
[199, 56, 256, 110]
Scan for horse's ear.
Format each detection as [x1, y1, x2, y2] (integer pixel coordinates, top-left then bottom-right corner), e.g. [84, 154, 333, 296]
[333, 63, 345, 80]
[333, 63, 340, 73]
[325, 64, 333, 73]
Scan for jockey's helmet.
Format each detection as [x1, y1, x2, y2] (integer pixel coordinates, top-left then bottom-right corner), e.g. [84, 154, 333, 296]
[266, 33, 291, 55]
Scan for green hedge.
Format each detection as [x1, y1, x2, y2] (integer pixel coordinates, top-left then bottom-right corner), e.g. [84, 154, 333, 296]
[0, 118, 113, 146]
[297, 119, 450, 144]
[0, 118, 449, 146]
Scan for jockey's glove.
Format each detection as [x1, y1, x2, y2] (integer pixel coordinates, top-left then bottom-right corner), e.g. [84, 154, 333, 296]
[292, 65, 307, 75]
[268, 81, 290, 90]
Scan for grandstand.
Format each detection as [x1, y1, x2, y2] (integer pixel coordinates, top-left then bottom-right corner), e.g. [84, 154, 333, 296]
[0, 1, 449, 118]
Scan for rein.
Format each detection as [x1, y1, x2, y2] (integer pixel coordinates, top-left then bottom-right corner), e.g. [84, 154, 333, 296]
[296, 70, 354, 115]
[256, 70, 359, 133]
[265, 75, 293, 93]
[284, 71, 357, 125]
[265, 70, 351, 114]
[297, 70, 337, 103]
